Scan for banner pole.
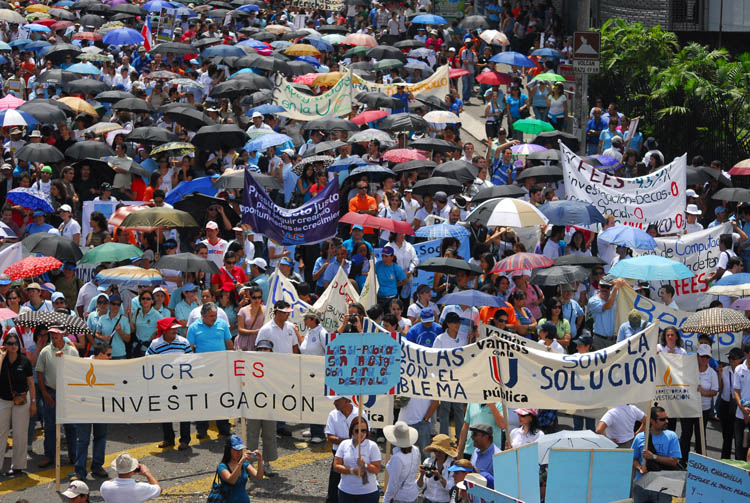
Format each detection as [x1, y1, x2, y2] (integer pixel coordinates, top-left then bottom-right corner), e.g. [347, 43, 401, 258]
[641, 400, 653, 468]
[586, 450, 594, 502]
[55, 423, 61, 492]
[698, 413, 706, 456]
[240, 416, 247, 449]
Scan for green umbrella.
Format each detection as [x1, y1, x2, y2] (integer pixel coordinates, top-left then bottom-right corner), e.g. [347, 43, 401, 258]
[512, 118, 555, 134]
[343, 45, 369, 58]
[372, 59, 404, 72]
[531, 72, 566, 83]
[79, 242, 144, 265]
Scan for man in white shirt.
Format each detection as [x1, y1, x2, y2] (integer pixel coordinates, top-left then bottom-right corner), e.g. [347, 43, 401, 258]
[247, 111, 272, 133]
[325, 396, 359, 503]
[256, 300, 301, 354]
[596, 404, 645, 448]
[200, 221, 228, 268]
[658, 285, 679, 310]
[100, 452, 161, 503]
[542, 226, 565, 260]
[390, 234, 418, 300]
[602, 136, 623, 162]
[301, 310, 327, 356]
[734, 343, 750, 461]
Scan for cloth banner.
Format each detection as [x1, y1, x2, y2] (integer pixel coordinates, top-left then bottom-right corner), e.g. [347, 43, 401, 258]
[273, 69, 352, 121]
[241, 171, 339, 245]
[632, 222, 731, 311]
[290, 0, 344, 8]
[614, 282, 741, 361]
[655, 353, 702, 419]
[0, 242, 22, 275]
[324, 332, 400, 396]
[56, 352, 392, 427]
[360, 256, 379, 310]
[352, 65, 450, 99]
[410, 237, 471, 296]
[312, 265, 360, 332]
[560, 142, 687, 233]
[264, 270, 312, 335]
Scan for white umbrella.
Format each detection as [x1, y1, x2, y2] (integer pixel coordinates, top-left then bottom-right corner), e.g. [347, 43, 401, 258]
[479, 29, 509, 46]
[348, 128, 396, 147]
[470, 197, 549, 228]
[0, 109, 32, 127]
[424, 110, 460, 124]
[538, 430, 617, 465]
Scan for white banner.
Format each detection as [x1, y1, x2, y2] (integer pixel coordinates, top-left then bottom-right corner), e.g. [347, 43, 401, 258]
[0, 242, 22, 273]
[264, 270, 311, 335]
[360, 257, 378, 310]
[56, 352, 392, 426]
[655, 353, 702, 419]
[274, 69, 352, 121]
[352, 65, 450, 99]
[560, 142, 687, 234]
[312, 265, 359, 332]
[632, 223, 731, 311]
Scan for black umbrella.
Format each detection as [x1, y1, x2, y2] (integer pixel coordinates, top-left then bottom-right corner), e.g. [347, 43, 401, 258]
[527, 149, 561, 163]
[65, 141, 116, 160]
[17, 102, 67, 124]
[458, 15, 489, 31]
[95, 90, 135, 103]
[112, 98, 155, 114]
[251, 31, 277, 42]
[15, 143, 65, 164]
[22, 234, 83, 263]
[530, 265, 588, 286]
[236, 54, 291, 74]
[31, 99, 74, 117]
[712, 187, 750, 203]
[229, 73, 275, 89]
[393, 159, 437, 172]
[303, 118, 359, 132]
[240, 89, 274, 106]
[37, 69, 76, 84]
[43, 43, 82, 62]
[83, 3, 111, 14]
[281, 29, 311, 41]
[433, 160, 478, 184]
[64, 78, 109, 95]
[153, 253, 221, 274]
[15, 310, 93, 336]
[174, 193, 240, 227]
[107, 157, 149, 178]
[72, 158, 114, 185]
[192, 37, 222, 49]
[192, 124, 248, 151]
[412, 176, 464, 196]
[125, 127, 179, 145]
[354, 91, 402, 109]
[286, 60, 316, 75]
[394, 39, 425, 49]
[303, 140, 347, 157]
[409, 138, 461, 153]
[214, 170, 282, 191]
[165, 106, 216, 131]
[686, 167, 712, 186]
[49, 7, 76, 20]
[211, 78, 270, 99]
[553, 255, 606, 267]
[516, 165, 563, 183]
[697, 166, 732, 187]
[415, 95, 448, 111]
[532, 130, 579, 150]
[78, 14, 104, 27]
[111, 3, 147, 16]
[366, 45, 406, 62]
[111, 12, 136, 21]
[149, 41, 195, 56]
[417, 257, 482, 274]
[380, 113, 429, 133]
[472, 185, 527, 203]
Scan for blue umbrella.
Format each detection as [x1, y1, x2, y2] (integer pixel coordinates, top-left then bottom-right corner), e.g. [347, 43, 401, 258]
[599, 225, 657, 251]
[237, 4, 259, 12]
[243, 133, 292, 152]
[302, 37, 333, 52]
[539, 200, 605, 226]
[245, 104, 286, 116]
[230, 68, 261, 78]
[164, 175, 219, 205]
[26, 24, 51, 34]
[715, 273, 750, 286]
[6, 188, 54, 213]
[9, 39, 30, 48]
[585, 154, 619, 167]
[405, 60, 432, 72]
[412, 14, 448, 25]
[415, 222, 470, 239]
[142, 0, 179, 12]
[489, 51, 536, 67]
[531, 48, 562, 58]
[25, 41, 50, 52]
[67, 62, 101, 75]
[0, 109, 39, 128]
[0, 41, 10, 51]
[238, 39, 268, 49]
[329, 156, 368, 172]
[103, 28, 145, 46]
[437, 290, 506, 307]
[296, 56, 321, 67]
[55, 0, 75, 5]
[609, 256, 693, 281]
[201, 45, 245, 59]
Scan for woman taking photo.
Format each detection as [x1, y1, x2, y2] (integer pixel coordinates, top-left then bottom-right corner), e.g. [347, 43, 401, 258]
[382, 421, 420, 503]
[333, 417, 382, 503]
[0, 332, 36, 476]
[509, 409, 544, 448]
[215, 435, 263, 503]
[419, 434, 456, 503]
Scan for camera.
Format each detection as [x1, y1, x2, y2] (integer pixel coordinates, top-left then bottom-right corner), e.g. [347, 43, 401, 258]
[421, 459, 440, 481]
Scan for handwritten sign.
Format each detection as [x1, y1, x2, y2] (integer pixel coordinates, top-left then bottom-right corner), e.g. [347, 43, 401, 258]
[312, 265, 360, 332]
[686, 453, 750, 502]
[325, 332, 400, 396]
[273, 69, 352, 121]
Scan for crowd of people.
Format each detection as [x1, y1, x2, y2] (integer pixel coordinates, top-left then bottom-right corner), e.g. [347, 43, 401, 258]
[0, 0, 748, 502]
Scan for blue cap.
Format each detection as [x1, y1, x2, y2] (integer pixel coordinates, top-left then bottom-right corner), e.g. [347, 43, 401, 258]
[382, 245, 395, 256]
[0, 278, 9, 286]
[280, 256, 294, 266]
[182, 282, 198, 292]
[33, 210, 45, 217]
[352, 224, 364, 231]
[230, 434, 246, 450]
[448, 464, 474, 473]
[715, 206, 726, 215]
[109, 294, 122, 303]
[420, 308, 434, 322]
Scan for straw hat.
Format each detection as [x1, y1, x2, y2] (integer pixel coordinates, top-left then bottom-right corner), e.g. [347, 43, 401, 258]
[383, 421, 418, 449]
[424, 434, 458, 458]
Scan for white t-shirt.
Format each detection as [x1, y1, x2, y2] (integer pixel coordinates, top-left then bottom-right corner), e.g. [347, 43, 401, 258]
[336, 438, 381, 495]
[201, 238, 228, 267]
[699, 367, 719, 411]
[397, 397, 432, 425]
[685, 222, 703, 234]
[598, 404, 645, 444]
[656, 344, 687, 355]
[537, 339, 564, 353]
[256, 319, 298, 354]
[407, 301, 440, 321]
[432, 331, 468, 349]
[509, 426, 544, 448]
[325, 406, 359, 452]
[59, 218, 81, 241]
[733, 363, 750, 420]
[100, 477, 161, 503]
[717, 249, 737, 271]
[300, 325, 328, 356]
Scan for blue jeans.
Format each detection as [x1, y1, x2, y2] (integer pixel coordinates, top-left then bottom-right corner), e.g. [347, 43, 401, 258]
[573, 415, 595, 431]
[586, 143, 599, 155]
[409, 420, 431, 456]
[439, 401, 465, 437]
[461, 74, 474, 102]
[42, 387, 77, 462]
[533, 106, 548, 121]
[74, 423, 107, 478]
[338, 489, 379, 503]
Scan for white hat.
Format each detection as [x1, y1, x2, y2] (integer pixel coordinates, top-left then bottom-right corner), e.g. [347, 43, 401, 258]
[51, 292, 65, 302]
[685, 189, 699, 198]
[686, 204, 702, 216]
[252, 111, 263, 119]
[282, 148, 295, 156]
[697, 344, 712, 357]
[58, 204, 72, 213]
[250, 257, 267, 270]
[457, 472, 487, 491]
[111, 452, 139, 474]
[383, 421, 418, 448]
[205, 220, 219, 230]
[61, 480, 90, 498]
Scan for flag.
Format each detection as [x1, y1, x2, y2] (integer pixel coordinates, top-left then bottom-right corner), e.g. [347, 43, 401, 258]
[360, 257, 379, 310]
[141, 16, 153, 52]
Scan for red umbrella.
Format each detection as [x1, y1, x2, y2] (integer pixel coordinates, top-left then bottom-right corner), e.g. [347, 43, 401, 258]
[729, 159, 750, 176]
[351, 110, 387, 125]
[51, 20, 74, 31]
[476, 71, 512, 86]
[32, 18, 57, 27]
[340, 212, 415, 235]
[73, 31, 103, 41]
[450, 68, 470, 79]
[5, 256, 63, 281]
[342, 33, 378, 47]
[383, 149, 426, 163]
[491, 252, 554, 273]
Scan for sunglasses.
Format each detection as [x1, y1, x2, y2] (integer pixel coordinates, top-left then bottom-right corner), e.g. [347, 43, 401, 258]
[97, 299, 109, 304]
[4, 341, 18, 346]
[141, 297, 153, 301]
[105, 353, 113, 357]
[252, 296, 262, 300]
[655, 417, 668, 422]
[6, 297, 18, 300]
[111, 302, 122, 306]
[553, 305, 562, 309]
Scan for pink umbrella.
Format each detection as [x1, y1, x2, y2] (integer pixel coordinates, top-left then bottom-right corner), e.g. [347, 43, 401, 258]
[383, 149, 426, 163]
[0, 308, 18, 321]
[450, 68, 470, 79]
[0, 95, 25, 110]
[351, 110, 387, 125]
[730, 298, 750, 311]
[294, 73, 321, 86]
[108, 0, 128, 4]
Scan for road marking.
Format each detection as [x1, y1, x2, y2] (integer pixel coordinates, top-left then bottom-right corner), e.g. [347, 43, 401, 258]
[165, 446, 332, 495]
[0, 423, 230, 495]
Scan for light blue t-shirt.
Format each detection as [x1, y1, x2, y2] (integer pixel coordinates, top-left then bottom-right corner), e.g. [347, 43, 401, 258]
[588, 295, 615, 339]
[375, 261, 406, 298]
[187, 318, 231, 353]
[561, 299, 584, 339]
[322, 259, 351, 285]
[631, 430, 681, 480]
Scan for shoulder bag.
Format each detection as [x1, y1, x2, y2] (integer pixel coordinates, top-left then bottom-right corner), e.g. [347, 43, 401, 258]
[6, 359, 27, 406]
[207, 468, 229, 503]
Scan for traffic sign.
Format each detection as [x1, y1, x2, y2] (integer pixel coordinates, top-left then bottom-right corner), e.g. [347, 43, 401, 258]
[573, 31, 600, 74]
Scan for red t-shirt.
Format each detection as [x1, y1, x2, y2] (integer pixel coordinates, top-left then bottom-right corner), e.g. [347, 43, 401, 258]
[211, 266, 247, 289]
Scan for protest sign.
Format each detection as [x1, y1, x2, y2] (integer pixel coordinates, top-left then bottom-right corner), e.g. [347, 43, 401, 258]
[546, 449, 633, 503]
[264, 270, 312, 334]
[274, 69, 352, 121]
[434, 0, 466, 20]
[325, 332, 400, 396]
[614, 283, 741, 361]
[492, 443, 540, 503]
[241, 171, 339, 245]
[352, 65, 450, 99]
[466, 482, 524, 503]
[560, 142, 687, 234]
[654, 353, 702, 419]
[56, 353, 392, 427]
[360, 257, 379, 310]
[632, 223, 731, 311]
[410, 237, 471, 296]
[312, 265, 360, 332]
[685, 453, 750, 502]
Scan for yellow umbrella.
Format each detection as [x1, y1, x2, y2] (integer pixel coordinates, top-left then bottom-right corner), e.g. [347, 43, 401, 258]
[313, 72, 346, 87]
[58, 97, 97, 117]
[26, 4, 50, 13]
[265, 24, 290, 35]
[285, 43, 320, 57]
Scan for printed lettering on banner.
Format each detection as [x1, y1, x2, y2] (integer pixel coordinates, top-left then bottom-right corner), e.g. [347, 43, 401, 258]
[352, 65, 450, 99]
[56, 353, 392, 427]
[685, 453, 750, 502]
[614, 282, 741, 361]
[290, 0, 343, 9]
[273, 69, 352, 121]
[560, 142, 687, 234]
[312, 266, 360, 332]
[632, 223, 731, 311]
[324, 332, 400, 396]
[410, 237, 470, 295]
[654, 353, 702, 419]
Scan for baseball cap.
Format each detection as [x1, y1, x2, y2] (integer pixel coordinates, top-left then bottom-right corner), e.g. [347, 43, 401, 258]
[252, 111, 263, 119]
[444, 312, 461, 324]
[109, 294, 122, 303]
[420, 307, 434, 323]
[58, 204, 72, 213]
[41, 165, 52, 173]
[448, 47, 456, 52]
[255, 339, 274, 350]
[686, 204, 702, 216]
[274, 300, 293, 313]
[101, 182, 112, 191]
[250, 257, 267, 270]
[1, 163, 11, 171]
[26, 282, 41, 290]
[468, 423, 492, 434]
[628, 309, 643, 328]
[382, 245, 395, 256]
[280, 256, 294, 266]
[181, 282, 198, 292]
[205, 220, 219, 230]
[697, 344, 712, 357]
[33, 210, 46, 217]
[434, 191, 448, 203]
[282, 148, 295, 156]
[573, 331, 593, 347]
[685, 189, 698, 198]
[61, 480, 90, 498]
[48, 326, 65, 334]
[352, 224, 364, 231]
[111, 452, 139, 474]
[51, 292, 65, 303]
[448, 459, 475, 473]
[715, 206, 726, 215]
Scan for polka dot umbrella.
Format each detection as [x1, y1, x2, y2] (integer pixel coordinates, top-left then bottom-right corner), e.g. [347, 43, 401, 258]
[15, 310, 93, 336]
[4, 256, 63, 281]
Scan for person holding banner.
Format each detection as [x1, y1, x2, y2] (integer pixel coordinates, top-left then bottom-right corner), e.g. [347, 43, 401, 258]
[632, 406, 682, 481]
[596, 404, 646, 448]
[333, 417, 382, 503]
[679, 344, 718, 461]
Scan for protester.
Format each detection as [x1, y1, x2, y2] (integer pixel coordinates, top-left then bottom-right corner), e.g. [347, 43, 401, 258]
[0, 332, 35, 476]
[382, 421, 420, 503]
[333, 417, 381, 503]
[419, 434, 456, 503]
[468, 424, 501, 489]
[679, 344, 718, 460]
[62, 480, 90, 503]
[718, 347, 744, 459]
[509, 409, 545, 448]
[733, 342, 750, 461]
[100, 452, 161, 503]
[596, 404, 646, 448]
[325, 396, 359, 503]
[215, 435, 264, 503]
[632, 406, 682, 481]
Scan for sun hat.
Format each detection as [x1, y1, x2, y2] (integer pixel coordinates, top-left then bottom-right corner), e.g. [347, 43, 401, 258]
[111, 452, 139, 474]
[448, 459, 475, 473]
[628, 309, 643, 328]
[457, 472, 487, 491]
[697, 344, 712, 357]
[514, 408, 538, 416]
[424, 434, 458, 458]
[383, 421, 418, 448]
[686, 204, 702, 216]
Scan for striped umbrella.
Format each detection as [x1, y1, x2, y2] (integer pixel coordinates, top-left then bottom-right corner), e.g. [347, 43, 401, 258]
[491, 252, 554, 273]
[467, 198, 548, 228]
[95, 266, 163, 287]
[681, 308, 750, 335]
[4, 256, 62, 280]
[108, 205, 150, 228]
[415, 222, 470, 239]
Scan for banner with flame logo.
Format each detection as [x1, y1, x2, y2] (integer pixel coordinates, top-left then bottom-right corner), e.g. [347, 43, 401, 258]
[654, 352, 702, 418]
